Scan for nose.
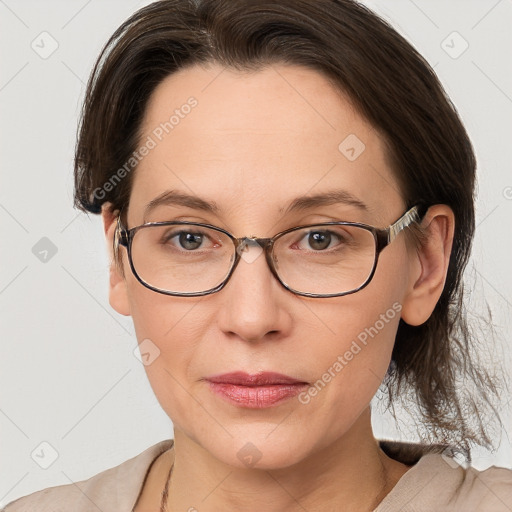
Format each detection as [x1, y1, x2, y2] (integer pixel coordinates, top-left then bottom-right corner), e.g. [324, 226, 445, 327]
[215, 241, 292, 343]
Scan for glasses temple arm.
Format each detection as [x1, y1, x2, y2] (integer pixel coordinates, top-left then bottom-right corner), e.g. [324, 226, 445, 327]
[387, 205, 422, 243]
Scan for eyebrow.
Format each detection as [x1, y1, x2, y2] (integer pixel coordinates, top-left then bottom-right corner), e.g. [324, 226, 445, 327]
[281, 190, 369, 215]
[143, 188, 369, 220]
[143, 190, 219, 221]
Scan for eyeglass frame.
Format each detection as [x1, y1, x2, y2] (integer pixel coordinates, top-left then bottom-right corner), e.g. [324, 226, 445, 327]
[115, 203, 428, 298]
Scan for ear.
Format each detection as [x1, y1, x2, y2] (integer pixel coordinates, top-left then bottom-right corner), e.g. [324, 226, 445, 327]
[400, 204, 455, 326]
[101, 203, 131, 317]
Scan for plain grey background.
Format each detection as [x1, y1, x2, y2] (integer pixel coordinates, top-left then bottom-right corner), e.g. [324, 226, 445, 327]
[1, 0, 511, 506]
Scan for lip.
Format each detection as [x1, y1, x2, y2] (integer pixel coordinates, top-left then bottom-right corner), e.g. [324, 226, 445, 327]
[206, 371, 306, 386]
[205, 372, 309, 409]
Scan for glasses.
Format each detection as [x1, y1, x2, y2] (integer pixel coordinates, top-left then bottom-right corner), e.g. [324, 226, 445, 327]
[115, 204, 427, 298]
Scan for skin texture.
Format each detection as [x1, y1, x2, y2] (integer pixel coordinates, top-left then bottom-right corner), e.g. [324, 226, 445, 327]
[101, 63, 455, 511]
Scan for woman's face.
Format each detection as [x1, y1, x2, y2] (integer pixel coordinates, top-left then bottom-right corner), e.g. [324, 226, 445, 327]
[110, 63, 416, 469]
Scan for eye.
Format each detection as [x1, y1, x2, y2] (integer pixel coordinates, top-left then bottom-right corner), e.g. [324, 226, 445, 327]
[294, 228, 350, 251]
[161, 228, 219, 251]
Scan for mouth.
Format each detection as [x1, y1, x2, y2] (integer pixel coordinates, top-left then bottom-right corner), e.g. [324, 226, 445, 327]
[204, 371, 309, 409]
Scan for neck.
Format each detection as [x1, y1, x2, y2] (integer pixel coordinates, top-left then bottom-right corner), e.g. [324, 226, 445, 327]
[165, 408, 410, 512]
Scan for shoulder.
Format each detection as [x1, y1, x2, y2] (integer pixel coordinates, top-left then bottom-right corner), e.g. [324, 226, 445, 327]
[450, 461, 512, 511]
[2, 439, 174, 512]
[420, 456, 512, 511]
[377, 440, 512, 511]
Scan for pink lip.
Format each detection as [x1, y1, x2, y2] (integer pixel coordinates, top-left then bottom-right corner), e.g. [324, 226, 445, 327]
[206, 371, 305, 386]
[205, 372, 308, 409]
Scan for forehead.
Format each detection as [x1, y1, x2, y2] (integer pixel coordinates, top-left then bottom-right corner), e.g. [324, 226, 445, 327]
[129, 63, 403, 228]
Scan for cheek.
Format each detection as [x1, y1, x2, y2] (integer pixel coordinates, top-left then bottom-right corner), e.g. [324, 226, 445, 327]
[301, 293, 402, 397]
[295, 245, 408, 417]
[126, 264, 208, 347]
[290, 295, 402, 452]
[127, 289, 218, 442]
[126, 282, 207, 393]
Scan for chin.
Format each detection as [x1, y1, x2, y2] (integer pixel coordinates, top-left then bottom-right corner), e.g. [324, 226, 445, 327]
[202, 427, 317, 471]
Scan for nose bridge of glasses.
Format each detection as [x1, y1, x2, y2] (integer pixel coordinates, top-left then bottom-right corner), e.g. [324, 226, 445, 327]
[232, 237, 275, 267]
[235, 236, 273, 250]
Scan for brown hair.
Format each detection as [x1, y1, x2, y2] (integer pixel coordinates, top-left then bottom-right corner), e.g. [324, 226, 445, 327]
[73, 0, 503, 456]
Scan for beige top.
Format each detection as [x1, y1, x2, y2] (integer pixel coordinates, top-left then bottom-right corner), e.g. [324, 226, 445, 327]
[3, 439, 512, 511]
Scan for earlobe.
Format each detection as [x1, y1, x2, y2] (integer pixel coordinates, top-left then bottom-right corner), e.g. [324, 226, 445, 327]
[400, 205, 455, 326]
[101, 203, 131, 317]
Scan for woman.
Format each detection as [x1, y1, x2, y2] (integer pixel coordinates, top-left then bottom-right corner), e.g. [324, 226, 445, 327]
[4, 0, 511, 510]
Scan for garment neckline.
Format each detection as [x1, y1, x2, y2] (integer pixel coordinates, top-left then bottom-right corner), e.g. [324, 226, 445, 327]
[130, 438, 450, 511]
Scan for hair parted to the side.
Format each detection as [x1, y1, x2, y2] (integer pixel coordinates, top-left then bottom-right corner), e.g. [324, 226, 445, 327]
[73, 0, 504, 456]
